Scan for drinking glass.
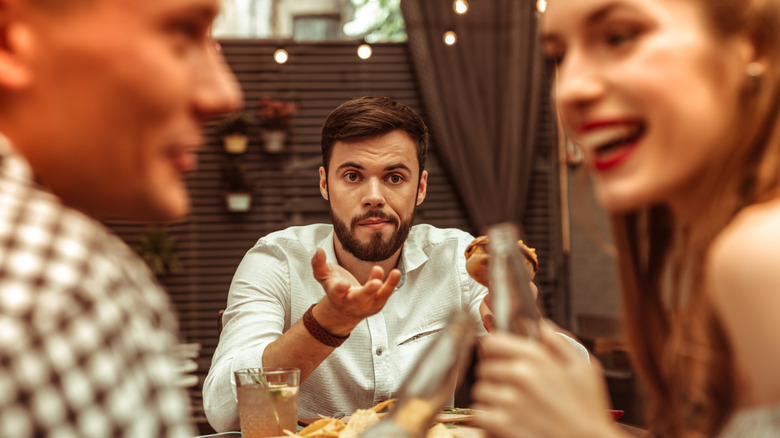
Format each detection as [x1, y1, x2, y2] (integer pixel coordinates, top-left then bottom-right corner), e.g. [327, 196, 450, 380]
[234, 367, 300, 438]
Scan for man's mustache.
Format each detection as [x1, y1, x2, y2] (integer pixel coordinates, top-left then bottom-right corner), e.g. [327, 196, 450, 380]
[350, 211, 399, 228]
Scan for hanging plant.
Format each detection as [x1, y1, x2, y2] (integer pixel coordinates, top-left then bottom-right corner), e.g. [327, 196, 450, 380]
[256, 98, 297, 131]
[134, 226, 182, 276]
[216, 111, 256, 154]
[222, 158, 255, 212]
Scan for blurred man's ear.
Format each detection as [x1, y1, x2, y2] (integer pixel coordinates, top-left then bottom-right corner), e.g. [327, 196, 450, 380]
[0, 2, 34, 89]
[416, 170, 428, 205]
[319, 166, 329, 201]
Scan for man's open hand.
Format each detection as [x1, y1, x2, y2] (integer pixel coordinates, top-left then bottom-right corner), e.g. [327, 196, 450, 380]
[310, 248, 401, 336]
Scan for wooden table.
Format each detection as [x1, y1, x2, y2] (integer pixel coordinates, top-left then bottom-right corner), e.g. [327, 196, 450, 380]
[195, 417, 650, 438]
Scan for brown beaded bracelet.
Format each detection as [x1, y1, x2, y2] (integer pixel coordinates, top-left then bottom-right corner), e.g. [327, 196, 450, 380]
[303, 304, 350, 348]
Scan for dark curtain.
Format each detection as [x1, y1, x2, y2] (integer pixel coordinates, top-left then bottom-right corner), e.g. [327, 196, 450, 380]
[401, 0, 544, 233]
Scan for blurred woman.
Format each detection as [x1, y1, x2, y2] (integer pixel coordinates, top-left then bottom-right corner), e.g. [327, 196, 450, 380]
[471, 1, 780, 437]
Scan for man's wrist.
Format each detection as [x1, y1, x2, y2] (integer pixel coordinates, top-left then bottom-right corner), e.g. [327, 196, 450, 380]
[304, 304, 352, 347]
[311, 301, 360, 336]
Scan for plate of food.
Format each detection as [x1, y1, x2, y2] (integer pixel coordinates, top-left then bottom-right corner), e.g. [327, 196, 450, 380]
[293, 402, 480, 438]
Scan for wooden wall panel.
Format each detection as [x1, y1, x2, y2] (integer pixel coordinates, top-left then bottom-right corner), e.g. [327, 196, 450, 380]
[104, 40, 563, 431]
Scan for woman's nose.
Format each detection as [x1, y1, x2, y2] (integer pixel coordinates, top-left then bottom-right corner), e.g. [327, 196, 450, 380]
[554, 50, 605, 115]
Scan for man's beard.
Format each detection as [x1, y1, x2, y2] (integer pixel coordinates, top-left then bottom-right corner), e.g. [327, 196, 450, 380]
[331, 209, 414, 262]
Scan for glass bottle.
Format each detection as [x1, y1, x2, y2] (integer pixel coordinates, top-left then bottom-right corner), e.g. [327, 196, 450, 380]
[359, 310, 477, 438]
[486, 222, 541, 338]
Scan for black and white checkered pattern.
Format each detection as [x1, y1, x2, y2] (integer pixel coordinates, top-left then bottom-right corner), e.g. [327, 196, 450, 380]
[0, 136, 195, 437]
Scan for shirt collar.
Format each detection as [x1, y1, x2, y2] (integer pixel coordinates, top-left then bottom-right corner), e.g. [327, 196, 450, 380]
[0, 132, 35, 186]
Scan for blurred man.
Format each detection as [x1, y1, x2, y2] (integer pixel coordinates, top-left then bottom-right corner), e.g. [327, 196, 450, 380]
[0, 0, 241, 436]
[204, 96, 489, 431]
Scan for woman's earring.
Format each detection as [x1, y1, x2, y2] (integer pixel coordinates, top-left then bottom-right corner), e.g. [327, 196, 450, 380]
[746, 62, 765, 79]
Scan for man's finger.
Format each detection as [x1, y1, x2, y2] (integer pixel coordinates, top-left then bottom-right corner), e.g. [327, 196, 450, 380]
[311, 248, 329, 281]
[368, 265, 385, 281]
[376, 269, 401, 300]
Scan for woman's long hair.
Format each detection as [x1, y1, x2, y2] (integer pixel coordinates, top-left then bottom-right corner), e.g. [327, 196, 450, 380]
[612, 1, 780, 436]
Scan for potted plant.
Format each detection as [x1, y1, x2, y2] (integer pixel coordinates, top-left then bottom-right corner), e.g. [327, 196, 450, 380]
[216, 111, 256, 154]
[222, 158, 255, 212]
[133, 226, 182, 276]
[256, 98, 297, 153]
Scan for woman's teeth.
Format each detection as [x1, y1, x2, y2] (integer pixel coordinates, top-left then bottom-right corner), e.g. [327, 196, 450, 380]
[576, 124, 644, 152]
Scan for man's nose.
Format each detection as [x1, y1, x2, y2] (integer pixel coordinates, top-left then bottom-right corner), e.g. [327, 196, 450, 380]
[362, 178, 385, 207]
[194, 45, 243, 118]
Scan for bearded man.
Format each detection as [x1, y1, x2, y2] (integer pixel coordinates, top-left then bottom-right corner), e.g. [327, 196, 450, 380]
[203, 96, 489, 432]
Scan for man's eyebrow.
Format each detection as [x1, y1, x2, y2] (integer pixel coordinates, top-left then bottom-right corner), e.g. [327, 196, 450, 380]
[385, 164, 412, 173]
[335, 162, 365, 172]
[172, 1, 220, 20]
[334, 162, 413, 173]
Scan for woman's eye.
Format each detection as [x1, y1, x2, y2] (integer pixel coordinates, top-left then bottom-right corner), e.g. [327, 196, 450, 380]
[545, 51, 564, 66]
[605, 28, 639, 47]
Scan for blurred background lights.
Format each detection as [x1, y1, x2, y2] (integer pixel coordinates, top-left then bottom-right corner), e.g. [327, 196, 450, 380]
[443, 30, 457, 46]
[357, 43, 373, 60]
[537, 0, 547, 13]
[273, 48, 289, 64]
[453, 0, 469, 14]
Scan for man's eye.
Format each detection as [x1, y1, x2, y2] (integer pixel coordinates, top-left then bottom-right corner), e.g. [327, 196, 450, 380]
[344, 172, 360, 182]
[168, 20, 204, 42]
[387, 174, 404, 184]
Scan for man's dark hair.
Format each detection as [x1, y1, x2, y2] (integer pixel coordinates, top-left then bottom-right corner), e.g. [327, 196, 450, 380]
[320, 96, 429, 177]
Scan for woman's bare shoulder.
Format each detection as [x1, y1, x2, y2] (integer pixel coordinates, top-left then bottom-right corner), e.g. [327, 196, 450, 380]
[707, 197, 780, 404]
[709, 197, 780, 287]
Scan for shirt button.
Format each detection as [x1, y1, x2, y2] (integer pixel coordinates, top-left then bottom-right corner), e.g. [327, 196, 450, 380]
[376, 347, 383, 356]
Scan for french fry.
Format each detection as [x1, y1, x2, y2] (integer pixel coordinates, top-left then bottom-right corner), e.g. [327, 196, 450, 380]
[288, 399, 454, 438]
[370, 398, 397, 413]
[297, 417, 346, 438]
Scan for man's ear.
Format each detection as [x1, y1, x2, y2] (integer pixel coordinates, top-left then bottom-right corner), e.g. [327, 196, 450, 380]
[0, 3, 35, 90]
[416, 170, 428, 205]
[319, 166, 329, 201]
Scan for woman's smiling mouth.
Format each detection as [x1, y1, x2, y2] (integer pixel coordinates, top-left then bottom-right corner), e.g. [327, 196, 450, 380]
[575, 122, 645, 172]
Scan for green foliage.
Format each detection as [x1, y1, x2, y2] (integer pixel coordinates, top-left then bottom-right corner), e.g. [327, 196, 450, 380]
[216, 111, 256, 136]
[222, 158, 255, 192]
[134, 227, 182, 276]
[347, 0, 407, 43]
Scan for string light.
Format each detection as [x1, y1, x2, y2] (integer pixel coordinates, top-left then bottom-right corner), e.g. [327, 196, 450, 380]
[273, 48, 289, 64]
[443, 30, 457, 46]
[537, 0, 547, 13]
[453, 0, 469, 14]
[357, 43, 373, 60]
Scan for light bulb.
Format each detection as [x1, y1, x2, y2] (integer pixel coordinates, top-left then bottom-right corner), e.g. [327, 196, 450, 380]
[443, 31, 457, 46]
[357, 43, 372, 60]
[453, 0, 469, 14]
[274, 48, 289, 64]
[537, 0, 547, 13]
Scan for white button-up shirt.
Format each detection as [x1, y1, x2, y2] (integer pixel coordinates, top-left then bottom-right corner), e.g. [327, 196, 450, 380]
[203, 224, 488, 432]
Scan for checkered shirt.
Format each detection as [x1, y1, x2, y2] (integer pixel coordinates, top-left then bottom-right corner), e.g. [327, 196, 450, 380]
[0, 135, 195, 437]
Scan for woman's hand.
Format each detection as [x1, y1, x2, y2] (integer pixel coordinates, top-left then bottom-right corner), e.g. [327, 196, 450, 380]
[471, 325, 620, 438]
